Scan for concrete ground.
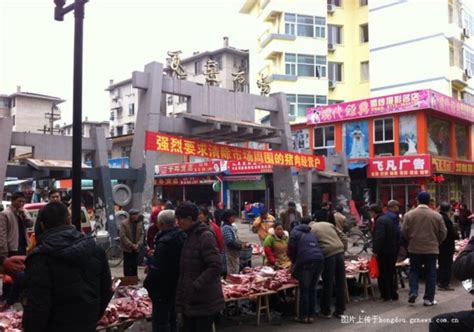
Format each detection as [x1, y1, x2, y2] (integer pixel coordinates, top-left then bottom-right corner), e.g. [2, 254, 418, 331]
[109, 221, 474, 331]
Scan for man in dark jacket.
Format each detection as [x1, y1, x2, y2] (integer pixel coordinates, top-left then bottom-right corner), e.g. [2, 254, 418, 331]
[429, 236, 474, 331]
[371, 204, 400, 301]
[175, 202, 224, 332]
[22, 202, 112, 332]
[144, 209, 186, 332]
[313, 202, 330, 223]
[438, 202, 458, 291]
[288, 217, 324, 323]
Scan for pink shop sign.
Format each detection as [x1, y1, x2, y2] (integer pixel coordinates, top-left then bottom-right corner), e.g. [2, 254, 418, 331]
[307, 89, 474, 124]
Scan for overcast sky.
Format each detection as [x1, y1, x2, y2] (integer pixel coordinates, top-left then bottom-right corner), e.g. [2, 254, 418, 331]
[0, 0, 254, 124]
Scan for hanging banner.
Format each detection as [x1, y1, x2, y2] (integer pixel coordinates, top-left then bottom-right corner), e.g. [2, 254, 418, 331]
[367, 155, 432, 178]
[307, 89, 474, 125]
[156, 161, 222, 175]
[432, 158, 474, 175]
[225, 161, 273, 174]
[145, 131, 325, 170]
[155, 176, 215, 186]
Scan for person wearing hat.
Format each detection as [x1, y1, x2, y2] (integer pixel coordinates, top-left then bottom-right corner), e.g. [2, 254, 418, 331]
[437, 202, 459, 291]
[119, 208, 144, 277]
[401, 192, 447, 306]
[280, 201, 302, 232]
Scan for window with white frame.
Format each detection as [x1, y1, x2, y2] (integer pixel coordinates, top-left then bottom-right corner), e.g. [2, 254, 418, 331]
[287, 94, 327, 117]
[285, 53, 327, 78]
[285, 13, 296, 35]
[328, 62, 343, 81]
[128, 103, 135, 116]
[465, 49, 474, 73]
[463, 11, 474, 32]
[328, 25, 342, 44]
[314, 125, 335, 156]
[374, 118, 394, 155]
[127, 122, 135, 134]
[361, 61, 369, 81]
[285, 14, 325, 38]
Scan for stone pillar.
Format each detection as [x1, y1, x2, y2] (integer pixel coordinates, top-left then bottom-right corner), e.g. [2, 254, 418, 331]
[0, 117, 13, 198]
[269, 92, 301, 215]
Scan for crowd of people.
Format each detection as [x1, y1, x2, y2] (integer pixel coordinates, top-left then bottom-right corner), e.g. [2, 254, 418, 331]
[0, 189, 473, 331]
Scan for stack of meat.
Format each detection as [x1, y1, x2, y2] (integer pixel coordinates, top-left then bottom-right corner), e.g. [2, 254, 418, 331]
[222, 267, 298, 300]
[0, 311, 22, 332]
[98, 286, 152, 327]
[345, 257, 369, 274]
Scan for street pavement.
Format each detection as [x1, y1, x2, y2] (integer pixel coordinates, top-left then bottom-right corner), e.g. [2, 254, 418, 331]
[110, 221, 474, 331]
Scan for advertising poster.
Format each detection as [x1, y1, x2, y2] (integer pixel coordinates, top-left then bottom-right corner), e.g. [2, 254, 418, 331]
[427, 117, 450, 157]
[291, 129, 310, 152]
[344, 121, 369, 159]
[399, 115, 418, 155]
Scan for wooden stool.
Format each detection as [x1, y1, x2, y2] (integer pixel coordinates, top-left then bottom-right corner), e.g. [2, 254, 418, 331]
[358, 271, 374, 298]
[345, 274, 356, 303]
[256, 293, 272, 326]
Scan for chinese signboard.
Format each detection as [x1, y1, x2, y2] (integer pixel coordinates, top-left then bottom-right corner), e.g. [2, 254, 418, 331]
[155, 176, 215, 186]
[145, 131, 325, 170]
[368, 155, 432, 178]
[225, 161, 272, 174]
[156, 161, 221, 175]
[307, 89, 474, 125]
[432, 158, 474, 175]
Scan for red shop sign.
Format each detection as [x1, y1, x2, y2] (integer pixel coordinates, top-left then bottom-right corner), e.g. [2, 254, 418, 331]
[367, 155, 432, 178]
[156, 161, 221, 175]
[225, 161, 272, 174]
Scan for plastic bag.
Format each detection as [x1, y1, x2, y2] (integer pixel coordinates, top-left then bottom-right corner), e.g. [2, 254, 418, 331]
[369, 256, 379, 279]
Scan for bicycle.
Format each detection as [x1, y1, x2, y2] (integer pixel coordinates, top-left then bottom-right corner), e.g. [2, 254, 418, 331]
[105, 237, 123, 268]
[346, 222, 373, 256]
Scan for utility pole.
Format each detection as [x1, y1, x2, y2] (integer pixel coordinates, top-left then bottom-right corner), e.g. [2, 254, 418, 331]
[53, 0, 88, 231]
[38, 104, 61, 135]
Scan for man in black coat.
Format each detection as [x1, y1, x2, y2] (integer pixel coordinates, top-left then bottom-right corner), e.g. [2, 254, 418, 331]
[370, 204, 400, 301]
[22, 202, 112, 332]
[438, 202, 458, 291]
[143, 209, 186, 332]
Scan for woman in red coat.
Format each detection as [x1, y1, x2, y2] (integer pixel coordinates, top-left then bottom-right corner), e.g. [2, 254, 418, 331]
[198, 206, 224, 252]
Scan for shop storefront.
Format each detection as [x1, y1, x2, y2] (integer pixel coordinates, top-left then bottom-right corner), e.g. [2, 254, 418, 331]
[155, 176, 219, 206]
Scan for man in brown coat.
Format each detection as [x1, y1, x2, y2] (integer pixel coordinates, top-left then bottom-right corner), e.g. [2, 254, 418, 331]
[401, 192, 447, 306]
[175, 202, 224, 332]
[119, 209, 144, 277]
[0, 192, 33, 257]
[280, 201, 302, 231]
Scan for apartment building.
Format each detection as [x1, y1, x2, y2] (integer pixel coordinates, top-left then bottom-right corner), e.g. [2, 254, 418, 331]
[0, 87, 65, 157]
[241, 0, 474, 123]
[59, 117, 109, 138]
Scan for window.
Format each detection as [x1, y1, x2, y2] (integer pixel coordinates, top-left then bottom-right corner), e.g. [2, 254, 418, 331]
[285, 13, 296, 35]
[116, 107, 123, 119]
[360, 0, 368, 6]
[452, 88, 458, 99]
[463, 11, 474, 32]
[167, 95, 173, 105]
[210, 56, 222, 70]
[127, 123, 135, 134]
[361, 61, 369, 81]
[12, 115, 15, 126]
[11, 98, 15, 108]
[360, 24, 369, 43]
[461, 91, 474, 105]
[328, 62, 343, 81]
[328, 0, 341, 6]
[285, 53, 297, 75]
[194, 61, 202, 75]
[456, 124, 468, 159]
[297, 15, 314, 37]
[287, 94, 327, 117]
[314, 17, 326, 38]
[128, 103, 135, 116]
[374, 118, 394, 155]
[116, 126, 123, 136]
[285, 54, 326, 77]
[465, 49, 474, 73]
[328, 25, 342, 44]
[287, 94, 297, 117]
[241, 59, 248, 69]
[285, 14, 325, 38]
[110, 112, 114, 120]
[314, 125, 335, 156]
[178, 96, 187, 104]
[121, 145, 132, 158]
[427, 117, 451, 157]
[328, 99, 344, 104]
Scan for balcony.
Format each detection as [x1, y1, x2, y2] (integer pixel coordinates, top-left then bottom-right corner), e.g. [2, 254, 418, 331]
[450, 66, 468, 88]
[259, 2, 282, 22]
[259, 33, 296, 49]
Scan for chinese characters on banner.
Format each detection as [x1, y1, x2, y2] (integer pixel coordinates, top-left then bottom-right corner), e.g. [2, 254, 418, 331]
[368, 155, 432, 178]
[157, 161, 221, 175]
[145, 131, 325, 170]
[432, 158, 474, 175]
[226, 161, 272, 174]
[307, 89, 474, 125]
[155, 176, 215, 186]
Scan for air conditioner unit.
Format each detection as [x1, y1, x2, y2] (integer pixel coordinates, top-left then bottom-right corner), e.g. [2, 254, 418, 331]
[378, 153, 393, 157]
[465, 68, 473, 78]
[463, 28, 471, 38]
[328, 80, 336, 89]
[327, 4, 335, 14]
[328, 43, 335, 52]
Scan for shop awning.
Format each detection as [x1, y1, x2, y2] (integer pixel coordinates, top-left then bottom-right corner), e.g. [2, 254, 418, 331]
[4, 179, 32, 186]
[222, 175, 263, 181]
[315, 170, 347, 178]
[347, 162, 367, 170]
